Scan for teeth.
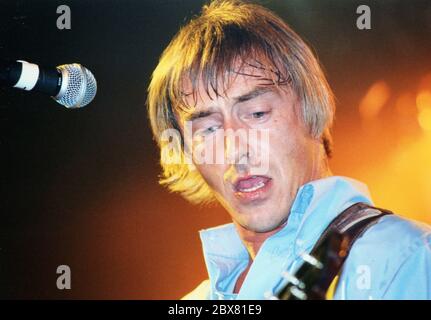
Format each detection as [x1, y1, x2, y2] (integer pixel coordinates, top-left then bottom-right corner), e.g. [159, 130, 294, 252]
[238, 181, 265, 192]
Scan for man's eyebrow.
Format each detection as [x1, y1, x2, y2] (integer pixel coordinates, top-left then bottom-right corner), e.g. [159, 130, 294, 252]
[233, 86, 273, 104]
[185, 107, 218, 122]
[184, 87, 273, 122]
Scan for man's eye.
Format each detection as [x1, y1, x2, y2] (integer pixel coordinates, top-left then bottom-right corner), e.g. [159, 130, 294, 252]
[205, 126, 218, 133]
[247, 110, 270, 120]
[252, 111, 267, 119]
[198, 125, 220, 136]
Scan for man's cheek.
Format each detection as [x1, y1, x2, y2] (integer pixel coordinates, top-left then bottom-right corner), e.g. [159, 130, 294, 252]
[197, 165, 222, 190]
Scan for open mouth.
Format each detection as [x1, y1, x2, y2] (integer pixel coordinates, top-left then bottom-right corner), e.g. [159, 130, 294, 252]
[233, 175, 272, 202]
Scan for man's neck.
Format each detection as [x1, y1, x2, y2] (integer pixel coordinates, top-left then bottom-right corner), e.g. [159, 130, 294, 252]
[232, 221, 287, 294]
[233, 221, 287, 260]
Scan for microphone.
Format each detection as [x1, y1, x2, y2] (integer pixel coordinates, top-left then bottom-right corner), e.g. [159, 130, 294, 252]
[0, 59, 97, 108]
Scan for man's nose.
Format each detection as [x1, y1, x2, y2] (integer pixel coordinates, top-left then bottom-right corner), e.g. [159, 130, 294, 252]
[224, 123, 250, 166]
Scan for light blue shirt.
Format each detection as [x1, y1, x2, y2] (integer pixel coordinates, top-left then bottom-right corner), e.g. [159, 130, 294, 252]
[184, 176, 431, 300]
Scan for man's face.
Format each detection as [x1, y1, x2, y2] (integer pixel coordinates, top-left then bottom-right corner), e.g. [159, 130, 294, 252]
[180, 69, 324, 232]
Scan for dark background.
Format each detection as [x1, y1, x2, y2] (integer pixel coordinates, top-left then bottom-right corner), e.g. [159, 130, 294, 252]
[1, 0, 430, 299]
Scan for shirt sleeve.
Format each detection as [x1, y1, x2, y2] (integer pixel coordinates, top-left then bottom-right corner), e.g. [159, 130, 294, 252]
[333, 216, 431, 300]
[381, 232, 431, 299]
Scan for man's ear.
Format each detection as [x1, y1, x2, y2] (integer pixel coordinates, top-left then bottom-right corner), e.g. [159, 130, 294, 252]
[321, 129, 333, 158]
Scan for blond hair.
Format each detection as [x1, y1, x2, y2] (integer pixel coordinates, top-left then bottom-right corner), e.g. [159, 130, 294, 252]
[147, 0, 335, 204]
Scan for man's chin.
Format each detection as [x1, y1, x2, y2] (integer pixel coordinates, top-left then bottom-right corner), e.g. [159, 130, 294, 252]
[234, 217, 286, 233]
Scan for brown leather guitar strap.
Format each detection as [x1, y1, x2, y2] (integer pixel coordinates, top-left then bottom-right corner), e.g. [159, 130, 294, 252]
[315, 202, 393, 251]
[277, 202, 393, 299]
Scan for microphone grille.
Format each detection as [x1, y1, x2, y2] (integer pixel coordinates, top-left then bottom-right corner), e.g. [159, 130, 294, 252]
[54, 63, 97, 108]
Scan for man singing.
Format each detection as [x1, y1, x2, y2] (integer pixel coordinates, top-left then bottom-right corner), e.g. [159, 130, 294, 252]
[146, 0, 431, 299]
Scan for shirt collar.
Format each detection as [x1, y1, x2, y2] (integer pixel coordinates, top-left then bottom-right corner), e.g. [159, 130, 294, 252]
[198, 176, 373, 297]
